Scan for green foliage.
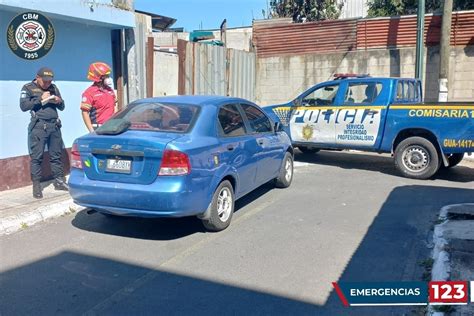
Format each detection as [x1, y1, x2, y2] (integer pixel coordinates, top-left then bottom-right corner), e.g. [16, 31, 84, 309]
[367, 0, 474, 17]
[268, 0, 344, 22]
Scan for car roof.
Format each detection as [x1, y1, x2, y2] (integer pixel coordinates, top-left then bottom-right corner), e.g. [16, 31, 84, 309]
[135, 95, 251, 106]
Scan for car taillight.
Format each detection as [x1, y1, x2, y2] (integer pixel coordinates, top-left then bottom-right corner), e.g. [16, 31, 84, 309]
[159, 149, 190, 176]
[71, 143, 82, 169]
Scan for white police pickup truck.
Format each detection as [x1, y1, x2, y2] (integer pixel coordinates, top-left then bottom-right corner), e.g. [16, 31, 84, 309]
[264, 75, 474, 179]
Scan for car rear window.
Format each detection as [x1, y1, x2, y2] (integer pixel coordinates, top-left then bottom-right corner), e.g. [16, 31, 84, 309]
[112, 102, 199, 133]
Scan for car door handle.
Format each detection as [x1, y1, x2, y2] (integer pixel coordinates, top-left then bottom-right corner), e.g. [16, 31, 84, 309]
[227, 145, 235, 151]
[257, 139, 264, 145]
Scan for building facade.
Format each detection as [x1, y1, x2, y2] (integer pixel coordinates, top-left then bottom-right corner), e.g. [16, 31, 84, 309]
[0, 0, 135, 190]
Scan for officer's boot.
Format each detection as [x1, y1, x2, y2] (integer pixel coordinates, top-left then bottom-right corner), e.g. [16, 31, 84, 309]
[53, 177, 69, 191]
[32, 181, 43, 199]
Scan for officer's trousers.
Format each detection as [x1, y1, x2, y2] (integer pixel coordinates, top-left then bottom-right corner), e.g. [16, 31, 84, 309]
[29, 121, 65, 182]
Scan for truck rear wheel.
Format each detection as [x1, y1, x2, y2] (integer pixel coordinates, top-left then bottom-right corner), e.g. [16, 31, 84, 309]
[445, 153, 464, 168]
[394, 137, 441, 179]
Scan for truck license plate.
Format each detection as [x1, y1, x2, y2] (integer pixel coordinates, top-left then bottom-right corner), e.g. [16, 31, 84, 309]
[106, 159, 131, 173]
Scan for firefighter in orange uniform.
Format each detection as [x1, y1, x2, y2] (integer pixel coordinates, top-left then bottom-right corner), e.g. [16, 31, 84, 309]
[80, 62, 117, 132]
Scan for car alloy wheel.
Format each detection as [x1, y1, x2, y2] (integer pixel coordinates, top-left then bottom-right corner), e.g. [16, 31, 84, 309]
[201, 180, 234, 232]
[217, 186, 232, 222]
[284, 157, 293, 182]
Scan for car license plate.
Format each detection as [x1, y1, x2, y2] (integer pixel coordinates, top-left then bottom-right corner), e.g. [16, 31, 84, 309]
[106, 158, 131, 174]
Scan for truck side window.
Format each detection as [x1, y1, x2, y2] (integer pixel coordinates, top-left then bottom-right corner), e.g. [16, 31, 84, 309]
[416, 81, 422, 101]
[396, 81, 404, 100]
[407, 81, 415, 101]
[302, 84, 339, 106]
[344, 83, 382, 104]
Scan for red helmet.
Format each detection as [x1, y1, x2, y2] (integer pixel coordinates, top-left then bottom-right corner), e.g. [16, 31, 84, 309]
[87, 62, 111, 82]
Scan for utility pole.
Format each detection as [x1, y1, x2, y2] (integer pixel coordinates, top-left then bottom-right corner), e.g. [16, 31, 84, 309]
[415, 0, 425, 82]
[438, 0, 453, 102]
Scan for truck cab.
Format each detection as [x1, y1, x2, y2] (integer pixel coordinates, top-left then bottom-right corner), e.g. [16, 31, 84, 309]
[264, 75, 473, 179]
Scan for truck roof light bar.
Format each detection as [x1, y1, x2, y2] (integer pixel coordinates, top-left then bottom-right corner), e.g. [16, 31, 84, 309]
[333, 73, 371, 80]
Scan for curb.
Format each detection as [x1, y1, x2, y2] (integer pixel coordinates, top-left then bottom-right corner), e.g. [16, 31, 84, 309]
[428, 203, 474, 316]
[0, 199, 84, 236]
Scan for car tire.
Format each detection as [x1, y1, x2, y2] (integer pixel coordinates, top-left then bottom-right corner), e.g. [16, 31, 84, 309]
[298, 146, 319, 154]
[275, 152, 294, 188]
[394, 137, 441, 179]
[201, 180, 234, 232]
[444, 153, 464, 168]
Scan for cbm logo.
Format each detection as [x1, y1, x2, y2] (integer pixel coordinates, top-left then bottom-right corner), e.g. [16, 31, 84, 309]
[6, 12, 55, 60]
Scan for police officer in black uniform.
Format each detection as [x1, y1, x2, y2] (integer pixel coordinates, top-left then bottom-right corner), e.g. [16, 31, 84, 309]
[20, 67, 69, 199]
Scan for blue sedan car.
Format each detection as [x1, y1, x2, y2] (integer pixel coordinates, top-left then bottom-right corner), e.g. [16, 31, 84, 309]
[69, 96, 293, 231]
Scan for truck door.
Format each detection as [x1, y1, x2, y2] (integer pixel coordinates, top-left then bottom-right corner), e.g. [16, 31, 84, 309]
[289, 83, 341, 146]
[335, 81, 387, 149]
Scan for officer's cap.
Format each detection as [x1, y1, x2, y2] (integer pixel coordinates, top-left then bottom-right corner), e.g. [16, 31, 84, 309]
[37, 67, 54, 81]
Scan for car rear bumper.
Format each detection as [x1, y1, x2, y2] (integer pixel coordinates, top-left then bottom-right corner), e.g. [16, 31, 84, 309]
[68, 169, 211, 218]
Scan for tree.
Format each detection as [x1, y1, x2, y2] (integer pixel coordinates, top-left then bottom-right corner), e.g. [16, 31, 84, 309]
[367, 0, 474, 17]
[266, 0, 344, 22]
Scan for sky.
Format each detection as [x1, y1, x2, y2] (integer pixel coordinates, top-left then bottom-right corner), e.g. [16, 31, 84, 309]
[135, 0, 269, 31]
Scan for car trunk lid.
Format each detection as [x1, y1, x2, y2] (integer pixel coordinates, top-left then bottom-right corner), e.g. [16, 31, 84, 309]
[77, 131, 183, 185]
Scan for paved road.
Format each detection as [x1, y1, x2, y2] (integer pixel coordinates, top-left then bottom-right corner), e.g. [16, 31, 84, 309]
[1, 151, 473, 315]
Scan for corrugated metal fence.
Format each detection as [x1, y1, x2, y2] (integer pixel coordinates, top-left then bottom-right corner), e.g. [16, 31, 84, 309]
[254, 10, 474, 57]
[178, 40, 256, 101]
[254, 18, 357, 57]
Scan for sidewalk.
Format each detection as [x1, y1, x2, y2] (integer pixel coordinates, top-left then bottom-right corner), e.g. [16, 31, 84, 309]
[430, 203, 474, 316]
[0, 179, 82, 235]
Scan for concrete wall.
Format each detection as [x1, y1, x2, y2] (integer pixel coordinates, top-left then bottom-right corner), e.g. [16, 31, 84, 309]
[153, 51, 179, 96]
[0, 10, 115, 160]
[210, 27, 253, 51]
[256, 46, 474, 105]
[153, 32, 189, 49]
[153, 27, 252, 52]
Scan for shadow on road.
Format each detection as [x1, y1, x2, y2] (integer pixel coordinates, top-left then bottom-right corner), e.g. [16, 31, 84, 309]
[321, 185, 474, 315]
[295, 150, 474, 183]
[71, 182, 276, 241]
[2, 185, 473, 315]
[0, 251, 319, 315]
